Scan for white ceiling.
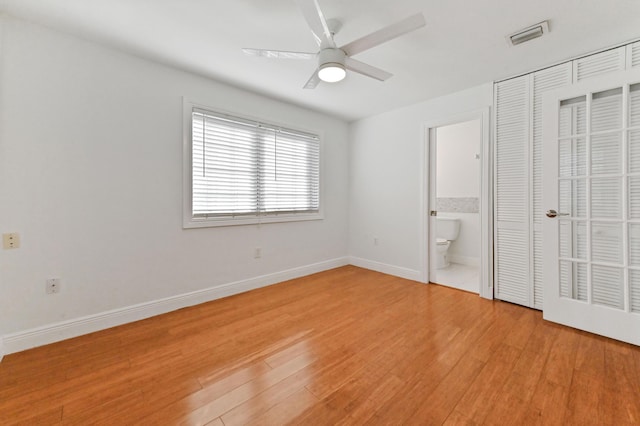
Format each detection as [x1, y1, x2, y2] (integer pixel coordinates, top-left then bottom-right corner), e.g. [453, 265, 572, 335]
[1, 0, 639, 121]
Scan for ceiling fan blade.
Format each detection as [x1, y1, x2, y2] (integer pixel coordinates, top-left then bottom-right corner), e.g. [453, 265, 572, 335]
[296, 0, 336, 48]
[303, 70, 321, 89]
[340, 13, 426, 56]
[242, 48, 316, 60]
[345, 57, 393, 81]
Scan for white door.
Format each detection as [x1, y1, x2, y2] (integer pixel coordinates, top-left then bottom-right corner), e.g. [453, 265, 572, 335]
[542, 68, 640, 345]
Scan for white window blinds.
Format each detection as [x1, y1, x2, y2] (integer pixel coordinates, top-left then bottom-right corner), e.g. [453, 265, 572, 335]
[191, 108, 320, 220]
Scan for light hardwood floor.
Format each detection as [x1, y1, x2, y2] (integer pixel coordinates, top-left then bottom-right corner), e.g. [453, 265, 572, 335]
[1, 266, 639, 425]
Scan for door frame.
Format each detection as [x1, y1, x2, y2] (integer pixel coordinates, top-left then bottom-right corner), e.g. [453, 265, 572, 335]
[420, 107, 493, 299]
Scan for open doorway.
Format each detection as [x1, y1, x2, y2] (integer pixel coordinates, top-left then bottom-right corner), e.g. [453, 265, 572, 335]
[430, 119, 482, 293]
[421, 108, 493, 299]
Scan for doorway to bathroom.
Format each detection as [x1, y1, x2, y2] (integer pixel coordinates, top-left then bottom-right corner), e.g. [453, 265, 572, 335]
[422, 109, 492, 298]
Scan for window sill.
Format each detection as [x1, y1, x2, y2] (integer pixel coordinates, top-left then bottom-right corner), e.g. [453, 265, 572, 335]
[183, 212, 324, 228]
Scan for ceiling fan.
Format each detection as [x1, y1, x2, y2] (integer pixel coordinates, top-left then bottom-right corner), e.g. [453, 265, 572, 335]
[242, 0, 426, 89]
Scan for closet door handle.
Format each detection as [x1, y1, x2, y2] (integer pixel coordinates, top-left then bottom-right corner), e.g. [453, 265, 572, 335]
[546, 209, 570, 218]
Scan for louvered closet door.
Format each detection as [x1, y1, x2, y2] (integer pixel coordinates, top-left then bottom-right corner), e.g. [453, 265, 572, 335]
[574, 47, 626, 82]
[494, 76, 531, 306]
[628, 41, 640, 69]
[531, 64, 573, 309]
[542, 68, 640, 345]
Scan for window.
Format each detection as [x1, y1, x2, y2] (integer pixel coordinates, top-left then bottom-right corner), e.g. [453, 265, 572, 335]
[183, 103, 321, 227]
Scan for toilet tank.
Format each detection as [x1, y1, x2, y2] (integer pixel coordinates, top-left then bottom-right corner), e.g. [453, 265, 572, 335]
[436, 217, 460, 240]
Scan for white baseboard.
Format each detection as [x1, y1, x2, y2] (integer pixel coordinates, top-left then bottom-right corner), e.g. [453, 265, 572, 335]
[449, 254, 480, 267]
[2, 257, 349, 356]
[348, 256, 422, 282]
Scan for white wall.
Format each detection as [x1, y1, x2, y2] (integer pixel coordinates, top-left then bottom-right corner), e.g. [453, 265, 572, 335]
[0, 16, 349, 348]
[349, 84, 492, 279]
[436, 119, 481, 264]
[436, 119, 481, 199]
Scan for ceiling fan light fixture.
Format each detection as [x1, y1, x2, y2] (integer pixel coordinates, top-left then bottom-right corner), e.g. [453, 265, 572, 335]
[318, 63, 346, 82]
[243, 1, 426, 89]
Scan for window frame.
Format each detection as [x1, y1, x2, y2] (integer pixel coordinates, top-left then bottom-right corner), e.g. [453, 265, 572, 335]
[182, 99, 323, 228]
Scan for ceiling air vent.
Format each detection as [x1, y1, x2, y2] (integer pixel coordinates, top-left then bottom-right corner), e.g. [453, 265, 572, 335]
[507, 21, 549, 46]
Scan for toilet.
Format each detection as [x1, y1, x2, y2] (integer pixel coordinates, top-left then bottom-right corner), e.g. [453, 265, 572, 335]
[435, 217, 460, 269]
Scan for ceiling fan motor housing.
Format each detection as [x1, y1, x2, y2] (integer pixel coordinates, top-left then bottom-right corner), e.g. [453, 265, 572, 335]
[318, 48, 346, 68]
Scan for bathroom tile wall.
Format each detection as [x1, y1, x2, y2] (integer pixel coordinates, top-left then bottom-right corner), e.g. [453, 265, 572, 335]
[436, 197, 479, 214]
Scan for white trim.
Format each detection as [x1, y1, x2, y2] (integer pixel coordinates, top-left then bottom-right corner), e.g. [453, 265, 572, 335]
[480, 107, 494, 300]
[348, 256, 422, 282]
[419, 126, 430, 283]
[0, 337, 4, 362]
[2, 257, 349, 355]
[185, 212, 324, 228]
[428, 127, 437, 283]
[421, 108, 494, 299]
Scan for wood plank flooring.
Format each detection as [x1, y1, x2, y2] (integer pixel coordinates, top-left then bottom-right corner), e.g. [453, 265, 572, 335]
[1, 266, 639, 425]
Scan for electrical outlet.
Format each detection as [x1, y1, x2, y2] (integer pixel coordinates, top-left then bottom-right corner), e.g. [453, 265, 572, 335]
[254, 247, 261, 258]
[3, 233, 20, 249]
[46, 278, 61, 294]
